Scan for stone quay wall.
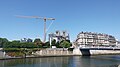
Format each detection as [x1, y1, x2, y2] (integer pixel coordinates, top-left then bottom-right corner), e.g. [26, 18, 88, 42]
[34, 48, 73, 56]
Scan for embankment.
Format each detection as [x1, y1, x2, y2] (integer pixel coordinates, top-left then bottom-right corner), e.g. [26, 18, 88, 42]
[1, 48, 120, 60]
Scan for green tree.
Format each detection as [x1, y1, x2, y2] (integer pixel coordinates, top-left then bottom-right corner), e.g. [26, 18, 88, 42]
[20, 42, 36, 48]
[45, 41, 50, 48]
[0, 38, 9, 47]
[3, 42, 12, 48]
[56, 41, 60, 48]
[59, 40, 71, 48]
[51, 39, 56, 46]
[11, 40, 21, 48]
[34, 38, 42, 45]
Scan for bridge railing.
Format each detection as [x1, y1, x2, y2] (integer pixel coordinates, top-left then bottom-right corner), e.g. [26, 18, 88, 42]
[78, 45, 120, 49]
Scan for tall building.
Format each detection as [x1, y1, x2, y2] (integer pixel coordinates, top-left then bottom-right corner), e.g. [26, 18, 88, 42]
[49, 31, 70, 42]
[75, 32, 116, 46]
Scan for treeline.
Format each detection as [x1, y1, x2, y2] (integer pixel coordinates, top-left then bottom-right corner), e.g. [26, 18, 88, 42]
[0, 38, 72, 57]
[0, 38, 42, 48]
[0, 38, 72, 48]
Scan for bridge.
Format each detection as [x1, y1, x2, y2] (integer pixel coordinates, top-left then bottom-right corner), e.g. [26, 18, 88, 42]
[76, 46, 120, 56]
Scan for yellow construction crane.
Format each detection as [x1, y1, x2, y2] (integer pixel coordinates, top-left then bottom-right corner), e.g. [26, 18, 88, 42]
[16, 15, 55, 43]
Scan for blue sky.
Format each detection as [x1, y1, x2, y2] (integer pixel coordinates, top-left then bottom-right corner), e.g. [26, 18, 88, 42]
[0, 0, 120, 41]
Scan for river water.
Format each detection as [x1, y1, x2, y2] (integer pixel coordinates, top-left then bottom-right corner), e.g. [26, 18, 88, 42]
[1, 55, 120, 67]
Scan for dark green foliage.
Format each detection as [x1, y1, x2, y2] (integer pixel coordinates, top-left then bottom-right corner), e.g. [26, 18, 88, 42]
[56, 41, 60, 48]
[10, 41, 21, 48]
[50, 39, 71, 48]
[45, 41, 50, 48]
[0, 37, 72, 49]
[34, 38, 42, 45]
[59, 40, 71, 48]
[0, 38, 43, 48]
[20, 42, 34, 48]
[0, 38, 9, 47]
[51, 39, 56, 46]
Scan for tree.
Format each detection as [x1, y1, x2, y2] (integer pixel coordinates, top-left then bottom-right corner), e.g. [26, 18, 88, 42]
[66, 40, 70, 43]
[0, 38, 9, 48]
[51, 39, 56, 46]
[56, 41, 60, 48]
[34, 38, 42, 45]
[45, 41, 50, 48]
[10, 40, 21, 48]
[59, 40, 71, 48]
[20, 42, 38, 48]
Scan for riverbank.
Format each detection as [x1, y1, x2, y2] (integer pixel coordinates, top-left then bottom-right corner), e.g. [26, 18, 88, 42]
[0, 48, 74, 60]
[1, 48, 120, 60]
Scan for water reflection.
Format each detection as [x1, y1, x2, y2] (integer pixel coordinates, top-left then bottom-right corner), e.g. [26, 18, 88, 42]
[0, 55, 120, 67]
[0, 57, 71, 67]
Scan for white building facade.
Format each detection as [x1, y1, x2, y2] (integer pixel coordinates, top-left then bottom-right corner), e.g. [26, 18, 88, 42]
[76, 32, 116, 46]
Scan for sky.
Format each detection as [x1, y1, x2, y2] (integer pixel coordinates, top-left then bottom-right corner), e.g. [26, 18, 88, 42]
[0, 0, 120, 41]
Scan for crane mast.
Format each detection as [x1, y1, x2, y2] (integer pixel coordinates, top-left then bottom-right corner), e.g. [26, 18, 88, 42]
[44, 19, 46, 43]
[16, 15, 55, 43]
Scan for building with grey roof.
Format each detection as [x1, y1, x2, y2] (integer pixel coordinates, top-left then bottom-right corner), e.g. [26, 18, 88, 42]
[49, 31, 70, 42]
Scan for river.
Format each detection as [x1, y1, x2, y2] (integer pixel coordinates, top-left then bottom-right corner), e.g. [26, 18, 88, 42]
[0, 55, 120, 67]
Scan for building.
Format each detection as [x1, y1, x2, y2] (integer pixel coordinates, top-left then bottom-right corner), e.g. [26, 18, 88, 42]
[21, 38, 33, 43]
[75, 32, 116, 46]
[27, 38, 33, 43]
[49, 31, 70, 42]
